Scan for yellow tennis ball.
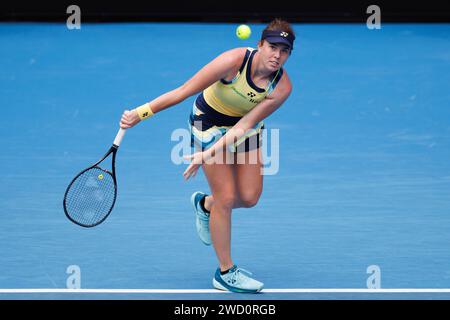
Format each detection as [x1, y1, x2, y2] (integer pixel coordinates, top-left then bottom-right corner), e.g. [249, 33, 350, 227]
[236, 24, 251, 40]
[98, 174, 104, 180]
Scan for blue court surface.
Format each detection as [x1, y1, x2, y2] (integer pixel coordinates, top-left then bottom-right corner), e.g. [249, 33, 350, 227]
[1, 22, 450, 300]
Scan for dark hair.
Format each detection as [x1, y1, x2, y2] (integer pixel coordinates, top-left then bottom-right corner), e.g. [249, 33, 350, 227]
[261, 18, 295, 41]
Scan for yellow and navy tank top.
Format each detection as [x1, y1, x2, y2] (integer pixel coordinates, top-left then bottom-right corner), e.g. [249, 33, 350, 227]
[202, 47, 283, 117]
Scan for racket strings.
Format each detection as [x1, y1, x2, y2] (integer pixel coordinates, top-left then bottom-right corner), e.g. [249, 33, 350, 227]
[65, 167, 116, 226]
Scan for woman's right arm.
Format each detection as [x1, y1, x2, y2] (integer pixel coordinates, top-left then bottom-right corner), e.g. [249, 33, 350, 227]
[120, 48, 246, 129]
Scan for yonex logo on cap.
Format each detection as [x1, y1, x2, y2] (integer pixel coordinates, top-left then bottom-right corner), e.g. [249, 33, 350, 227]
[261, 30, 295, 50]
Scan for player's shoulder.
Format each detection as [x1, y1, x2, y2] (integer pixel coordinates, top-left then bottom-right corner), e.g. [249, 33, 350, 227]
[216, 47, 249, 68]
[274, 69, 293, 98]
[226, 47, 250, 55]
[280, 68, 292, 87]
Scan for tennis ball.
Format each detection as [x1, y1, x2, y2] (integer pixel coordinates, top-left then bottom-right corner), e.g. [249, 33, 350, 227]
[236, 24, 251, 40]
[98, 174, 104, 180]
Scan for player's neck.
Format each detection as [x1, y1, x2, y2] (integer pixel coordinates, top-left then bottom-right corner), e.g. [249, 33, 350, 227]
[251, 52, 272, 80]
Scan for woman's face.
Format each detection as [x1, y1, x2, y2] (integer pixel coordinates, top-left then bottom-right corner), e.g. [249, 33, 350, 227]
[258, 40, 291, 72]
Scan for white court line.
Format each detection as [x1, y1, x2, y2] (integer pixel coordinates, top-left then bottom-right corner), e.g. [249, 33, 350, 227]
[1, 289, 450, 294]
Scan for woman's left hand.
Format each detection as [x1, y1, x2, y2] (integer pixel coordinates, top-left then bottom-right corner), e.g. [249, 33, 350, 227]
[183, 152, 204, 180]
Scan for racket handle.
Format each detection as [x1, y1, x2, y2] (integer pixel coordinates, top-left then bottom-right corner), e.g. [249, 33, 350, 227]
[113, 128, 126, 147]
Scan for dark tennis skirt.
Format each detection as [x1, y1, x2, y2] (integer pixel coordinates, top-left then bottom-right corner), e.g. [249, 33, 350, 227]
[189, 93, 264, 153]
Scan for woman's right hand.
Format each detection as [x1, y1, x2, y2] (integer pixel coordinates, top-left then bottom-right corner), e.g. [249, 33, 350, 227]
[182, 152, 204, 180]
[120, 109, 141, 129]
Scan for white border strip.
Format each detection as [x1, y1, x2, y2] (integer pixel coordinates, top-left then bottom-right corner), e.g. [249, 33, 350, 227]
[1, 289, 450, 294]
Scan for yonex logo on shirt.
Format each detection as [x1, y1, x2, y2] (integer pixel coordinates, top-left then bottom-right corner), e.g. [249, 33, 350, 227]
[247, 92, 256, 98]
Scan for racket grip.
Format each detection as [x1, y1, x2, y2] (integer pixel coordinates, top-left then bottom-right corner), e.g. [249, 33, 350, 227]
[113, 128, 126, 147]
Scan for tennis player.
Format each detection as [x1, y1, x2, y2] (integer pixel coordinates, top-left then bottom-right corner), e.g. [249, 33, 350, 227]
[120, 19, 295, 293]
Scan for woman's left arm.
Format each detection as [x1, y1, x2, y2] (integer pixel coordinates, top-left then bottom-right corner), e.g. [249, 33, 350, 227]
[183, 72, 292, 179]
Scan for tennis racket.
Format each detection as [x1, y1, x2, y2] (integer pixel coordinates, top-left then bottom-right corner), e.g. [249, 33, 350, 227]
[63, 128, 126, 227]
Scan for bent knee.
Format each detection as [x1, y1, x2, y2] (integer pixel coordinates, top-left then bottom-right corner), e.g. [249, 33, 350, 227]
[213, 195, 237, 211]
[239, 191, 261, 208]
